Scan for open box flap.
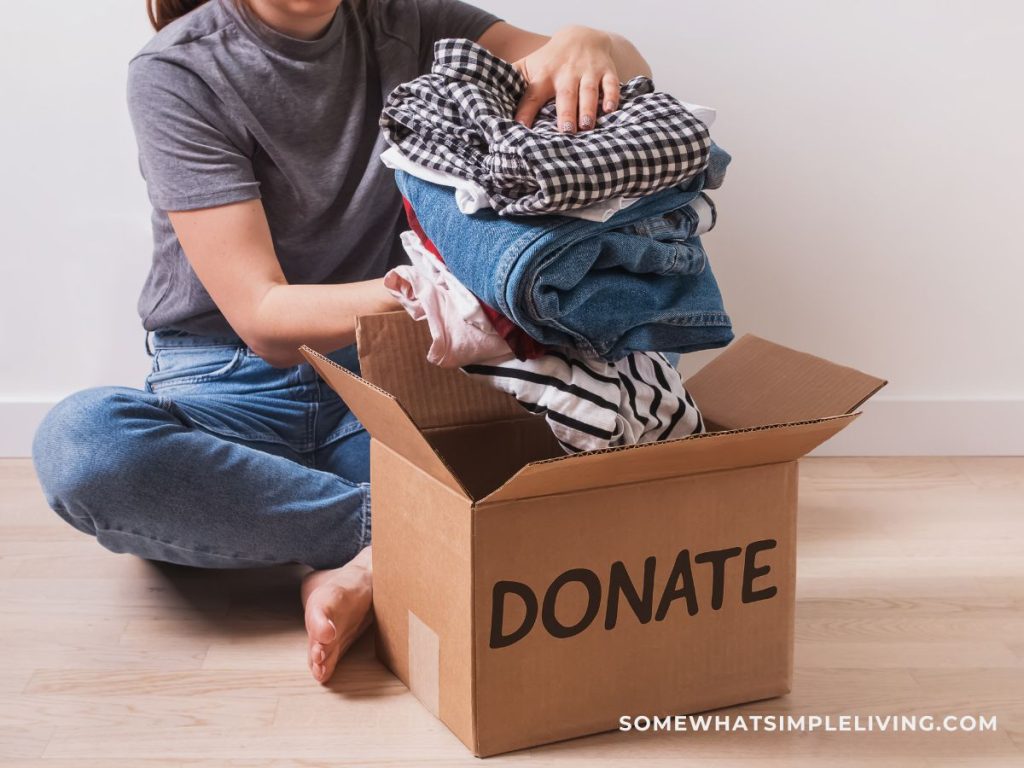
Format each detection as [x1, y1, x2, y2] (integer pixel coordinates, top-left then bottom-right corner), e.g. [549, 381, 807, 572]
[300, 346, 470, 499]
[683, 334, 887, 430]
[478, 413, 858, 505]
[356, 312, 525, 430]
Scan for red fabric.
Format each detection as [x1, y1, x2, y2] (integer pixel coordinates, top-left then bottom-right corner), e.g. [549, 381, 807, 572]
[401, 197, 443, 262]
[401, 197, 547, 361]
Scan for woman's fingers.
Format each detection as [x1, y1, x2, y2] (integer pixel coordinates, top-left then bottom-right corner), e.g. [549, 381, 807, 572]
[601, 71, 621, 115]
[514, 81, 548, 128]
[555, 77, 579, 133]
[516, 68, 621, 132]
[577, 76, 600, 131]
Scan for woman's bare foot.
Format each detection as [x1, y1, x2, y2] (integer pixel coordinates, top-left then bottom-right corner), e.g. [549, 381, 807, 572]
[301, 546, 373, 684]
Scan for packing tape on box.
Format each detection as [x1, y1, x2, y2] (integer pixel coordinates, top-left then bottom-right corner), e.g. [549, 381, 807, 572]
[408, 610, 440, 717]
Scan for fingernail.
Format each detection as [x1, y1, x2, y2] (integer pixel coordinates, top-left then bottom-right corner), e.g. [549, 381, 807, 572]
[562, 120, 576, 133]
[604, 101, 615, 112]
[579, 114, 593, 129]
[313, 663, 324, 679]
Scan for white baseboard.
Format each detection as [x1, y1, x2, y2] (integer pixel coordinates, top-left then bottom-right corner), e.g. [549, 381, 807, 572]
[1, 398, 1021, 458]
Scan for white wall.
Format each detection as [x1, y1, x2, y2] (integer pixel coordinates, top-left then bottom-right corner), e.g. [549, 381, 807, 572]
[1, 0, 1022, 455]
[1, 2, 156, 453]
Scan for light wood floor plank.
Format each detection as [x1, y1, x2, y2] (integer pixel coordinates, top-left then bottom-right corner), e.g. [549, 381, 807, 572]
[1, 457, 1021, 764]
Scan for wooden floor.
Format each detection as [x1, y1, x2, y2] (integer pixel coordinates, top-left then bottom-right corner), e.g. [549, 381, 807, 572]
[1, 457, 1022, 766]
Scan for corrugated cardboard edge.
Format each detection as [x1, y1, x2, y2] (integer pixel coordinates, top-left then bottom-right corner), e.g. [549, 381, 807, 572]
[478, 412, 859, 505]
[684, 333, 887, 429]
[356, 311, 526, 429]
[471, 506, 480, 756]
[497, 413, 856, 467]
[299, 345, 472, 499]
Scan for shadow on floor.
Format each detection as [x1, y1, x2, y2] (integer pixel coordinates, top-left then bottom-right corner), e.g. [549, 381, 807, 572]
[141, 558, 309, 636]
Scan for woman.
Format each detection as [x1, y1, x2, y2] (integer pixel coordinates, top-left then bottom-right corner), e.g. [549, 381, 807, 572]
[32, 0, 653, 684]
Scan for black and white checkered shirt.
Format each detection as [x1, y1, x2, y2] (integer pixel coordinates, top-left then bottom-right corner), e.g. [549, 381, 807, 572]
[380, 39, 713, 217]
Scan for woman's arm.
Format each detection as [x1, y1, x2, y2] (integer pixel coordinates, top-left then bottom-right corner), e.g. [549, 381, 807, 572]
[477, 22, 652, 133]
[169, 199, 400, 367]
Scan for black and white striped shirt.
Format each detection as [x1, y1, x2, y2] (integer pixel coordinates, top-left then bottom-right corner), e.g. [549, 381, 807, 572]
[463, 349, 704, 454]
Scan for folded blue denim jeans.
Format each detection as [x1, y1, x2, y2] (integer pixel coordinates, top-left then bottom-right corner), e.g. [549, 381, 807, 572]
[394, 145, 734, 361]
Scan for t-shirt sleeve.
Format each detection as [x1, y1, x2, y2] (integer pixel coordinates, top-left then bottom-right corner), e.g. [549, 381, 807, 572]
[127, 56, 261, 212]
[414, 0, 502, 71]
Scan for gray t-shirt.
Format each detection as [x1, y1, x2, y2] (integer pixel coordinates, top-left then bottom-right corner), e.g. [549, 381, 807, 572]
[127, 0, 500, 336]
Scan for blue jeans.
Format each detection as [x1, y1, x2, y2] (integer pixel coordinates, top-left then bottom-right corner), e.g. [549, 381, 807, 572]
[395, 143, 734, 361]
[32, 331, 371, 570]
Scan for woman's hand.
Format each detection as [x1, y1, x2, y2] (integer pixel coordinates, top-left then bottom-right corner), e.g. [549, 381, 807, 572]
[512, 25, 621, 133]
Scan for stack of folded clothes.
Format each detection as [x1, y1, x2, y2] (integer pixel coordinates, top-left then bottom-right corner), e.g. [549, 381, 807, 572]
[379, 38, 734, 454]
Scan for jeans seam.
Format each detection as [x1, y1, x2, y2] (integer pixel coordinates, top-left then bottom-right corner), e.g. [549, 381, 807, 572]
[146, 347, 246, 391]
[657, 312, 732, 326]
[98, 526, 282, 565]
[54, 500, 92, 523]
[320, 418, 366, 448]
[666, 242, 680, 274]
[151, 343, 245, 350]
[359, 482, 372, 549]
[152, 393, 300, 448]
[307, 379, 320, 454]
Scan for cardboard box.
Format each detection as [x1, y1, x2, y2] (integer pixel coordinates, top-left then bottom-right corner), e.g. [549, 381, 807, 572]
[300, 312, 885, 757]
